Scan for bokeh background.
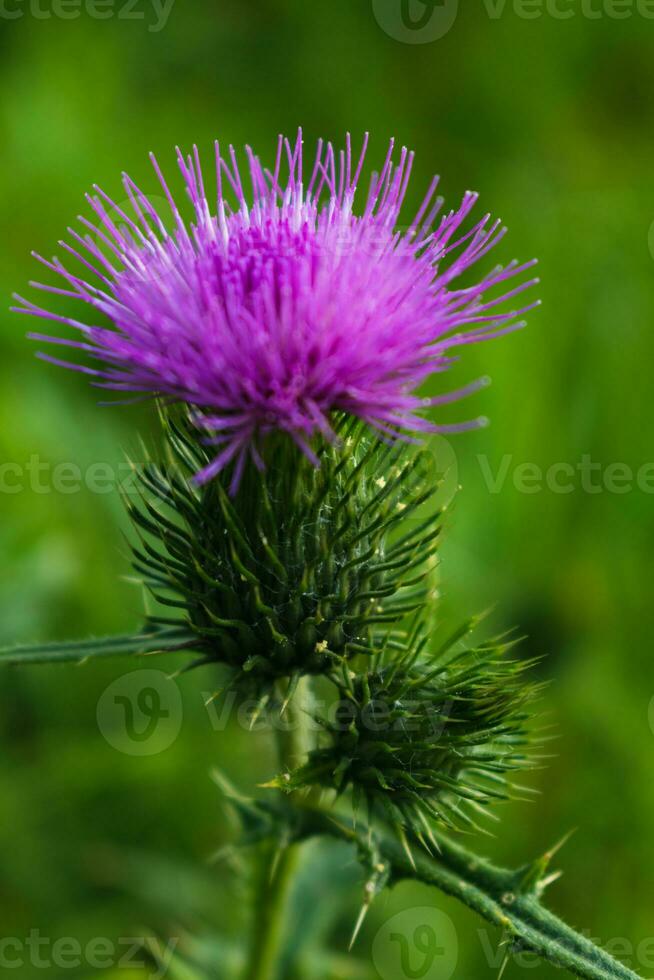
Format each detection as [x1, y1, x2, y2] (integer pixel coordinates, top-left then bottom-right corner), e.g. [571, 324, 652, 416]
[1, 2, 654, 978]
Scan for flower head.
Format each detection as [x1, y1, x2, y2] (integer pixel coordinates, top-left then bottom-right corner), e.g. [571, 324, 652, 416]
[14, 131, 539, 488]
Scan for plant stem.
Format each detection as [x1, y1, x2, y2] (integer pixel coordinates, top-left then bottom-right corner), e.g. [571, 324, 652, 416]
[243, 679, 313, 980]
[244, 842, 301, 980]
[295, 805, 642, 980]
[0, 627, 198, 665]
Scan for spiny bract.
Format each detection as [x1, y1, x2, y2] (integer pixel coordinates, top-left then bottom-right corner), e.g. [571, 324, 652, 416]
[128, 412, 443, 697]
[274, 627, 542, 841]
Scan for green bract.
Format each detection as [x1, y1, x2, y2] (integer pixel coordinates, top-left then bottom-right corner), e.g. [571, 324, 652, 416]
[274, 630, 542, 842]
[127, 412, 443, 697]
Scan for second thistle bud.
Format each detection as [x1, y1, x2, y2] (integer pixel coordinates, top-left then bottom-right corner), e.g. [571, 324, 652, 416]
[275, 630, 541, 842]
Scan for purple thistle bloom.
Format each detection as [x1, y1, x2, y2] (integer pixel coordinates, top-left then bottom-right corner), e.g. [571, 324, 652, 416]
[14, 131, 539, 489]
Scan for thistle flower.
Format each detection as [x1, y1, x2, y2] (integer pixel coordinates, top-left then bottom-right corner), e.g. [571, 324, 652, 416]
[14, 131, 539, 489]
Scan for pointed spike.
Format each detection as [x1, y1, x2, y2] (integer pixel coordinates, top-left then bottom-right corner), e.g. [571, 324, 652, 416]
[397, 825, 417, 871]
[416, 806, 441, 854]
[545, 828, 577, 862]
[516, 828, 577, 894]
[249, 693, 270, 731]
[497, 948, 511, 980]
[349, 902, 370, 951]
[538, 870, 564, 894]
[281, 673, 300, 717]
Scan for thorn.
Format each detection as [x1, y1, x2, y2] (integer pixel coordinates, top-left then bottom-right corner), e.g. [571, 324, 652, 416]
[497, 948, 511, 980]
[416, 808, 441, 855]
[398, 826, 417, 871]
[204, 690, 222, 708]
[258, 776, 285, 791]
[539, 870, 564, 892]
[516, 828, 576, 895]
[349, 902, 369, 951]
[249, 693, 270, 730]
[545, 828, 577, 862]
[280, 673, 299, 717]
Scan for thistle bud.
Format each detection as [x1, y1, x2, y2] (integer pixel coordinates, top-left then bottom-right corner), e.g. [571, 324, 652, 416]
[127, 413, 443, 696]
[276, 630, 542, 842]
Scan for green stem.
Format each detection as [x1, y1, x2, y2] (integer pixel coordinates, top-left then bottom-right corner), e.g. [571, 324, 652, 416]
[243, 679, 313, 980]
[244, 844, 301, 980]
[295, 805, 642, 980]
[0, 627, 198, 665]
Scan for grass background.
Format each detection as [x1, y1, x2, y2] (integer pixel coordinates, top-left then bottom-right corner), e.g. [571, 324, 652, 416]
[1, 1, 654, 977]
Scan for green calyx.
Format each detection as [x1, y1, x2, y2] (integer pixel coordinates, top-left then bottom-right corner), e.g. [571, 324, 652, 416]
[275, 627, 544, 840]
[126, 410, 443, 694]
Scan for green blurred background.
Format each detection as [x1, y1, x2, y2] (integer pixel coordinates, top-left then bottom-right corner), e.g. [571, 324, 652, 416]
[1, 2, 654, 977]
